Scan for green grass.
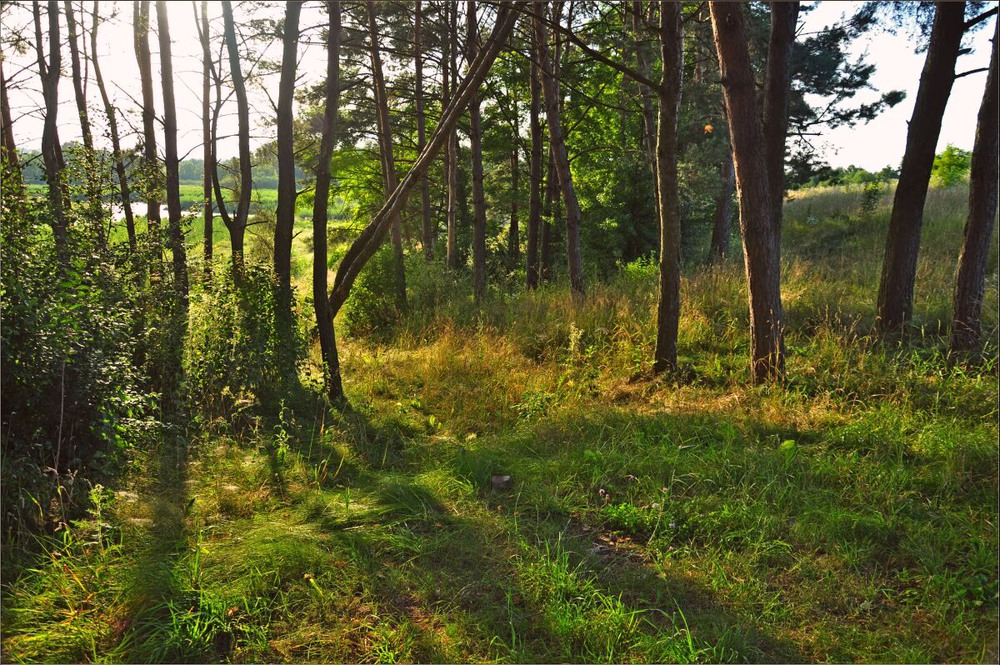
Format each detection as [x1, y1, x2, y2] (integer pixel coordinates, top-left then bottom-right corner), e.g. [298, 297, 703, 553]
[2, 182, 997, 663]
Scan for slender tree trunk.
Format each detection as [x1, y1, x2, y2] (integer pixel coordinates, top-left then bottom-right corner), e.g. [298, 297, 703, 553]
[198, 0, 212, 275]
[877, 2, 966, 332]
[222, 0, 252, 273]
[275, 1, 302, 303]
[328, 3, 518, 321]
[1, 58, 21, 185]
[366, 0, 407, 312]
[446, 1, 459, 270]
[313, 0, 343, 402]
[709, 150, 735, 262]
[156, 0, 189, 305]
[533, 0, 584, 299]
[710, 1, 785, 383]
[509, 142, 519, 262]
[134, 0, 161, 265]
[763, 1, 799, 235]
[952, 20, 999, 351]
[65, 0, 103, 241]
[633, 2, 657, 182]
[540, 147, 555, 282]
[468, 0, 488, 302]
[526, 25, 542, 289]
[91, 0, 135, 251]
[414, 1, 433, 260]
[653, 2, 683, 374]
[35, 1, 70, 251]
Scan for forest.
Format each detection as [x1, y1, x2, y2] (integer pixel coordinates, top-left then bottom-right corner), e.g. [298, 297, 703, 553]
[0, 0, 997, 662]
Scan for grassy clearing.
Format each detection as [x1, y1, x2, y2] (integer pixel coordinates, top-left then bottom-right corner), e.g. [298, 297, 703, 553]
[2, 183, 997, 663]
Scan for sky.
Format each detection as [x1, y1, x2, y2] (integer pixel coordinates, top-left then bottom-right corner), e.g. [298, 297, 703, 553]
[2, 1, 997, 172]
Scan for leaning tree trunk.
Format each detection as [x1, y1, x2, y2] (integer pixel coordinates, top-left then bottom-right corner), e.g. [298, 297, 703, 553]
[414, 1, 433, 260]
[313, 0, 344, 402]
[877, 2, 966, 332]
[526, 22, 543, 290]
[221, 0, 253, 273]
[91, 0, 135, 251]
[533, 0, 584, 299]
[198, 0, 213, 276]
[653, 2, 683, 374]
[156, 0, 189, 305]
[275, 0, 302, 306]
[709, 150, 735, 262]
[952, 20, 999, 352]
[468, 0, 488, 302]
[366, 0, 407, 313]
[710, 1, 785, 384]
[134, 0, 161, 264]
[763, 1, 799, 236]
[35, 1, 69, 252]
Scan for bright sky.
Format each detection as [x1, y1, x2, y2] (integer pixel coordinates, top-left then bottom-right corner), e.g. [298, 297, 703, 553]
[2, 1, 996, 171]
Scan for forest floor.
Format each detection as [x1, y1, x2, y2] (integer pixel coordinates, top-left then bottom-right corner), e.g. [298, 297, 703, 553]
[2, 183, 998, 663]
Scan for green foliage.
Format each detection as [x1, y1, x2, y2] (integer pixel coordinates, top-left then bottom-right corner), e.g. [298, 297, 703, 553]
[340, 245, 404, 339]
[931, 144, 972, 187]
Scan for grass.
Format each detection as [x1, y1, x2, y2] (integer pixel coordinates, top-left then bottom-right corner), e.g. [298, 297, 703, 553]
[2, 182, 997, 663]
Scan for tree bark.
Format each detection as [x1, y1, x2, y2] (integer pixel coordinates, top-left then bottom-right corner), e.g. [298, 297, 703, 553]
[366, 0, 407, 313]
[156, 0, 189, 304]
[653, 2, 683, 374]
[313, 0, 344, 402]
[134, 0, 161, 261]
[91, 0, 135, 252]
[63, 2, 93, 151]
[35, 1, 70, 251]
[877, 2, 966, 332]
[275, 0, 302, 303]
[446, 1, 459, 270]
[414, 1, 433, 260]
[540, 147, 555, 282]
[526, 24, 542, 289]
[509, 141, 519, 262]
[197, 0, 212, 275]
[709, 150, 735, 262]
[221, 0, 252, 271]
[763, 1, 799, 235]
[952, 20, 999, 352]
[710, 1, 785, 383]
[1, 56, 21, 185]
[328, 3, 518, 320]
[468, 0, 488, 302]
[533, 0, 584, 300]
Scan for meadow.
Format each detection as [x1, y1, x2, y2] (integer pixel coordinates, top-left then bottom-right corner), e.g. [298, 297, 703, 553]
[1, 182, 997, 663]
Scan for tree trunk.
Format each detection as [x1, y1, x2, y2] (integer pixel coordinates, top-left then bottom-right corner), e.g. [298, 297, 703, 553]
[709, 150, 735, 262]
[710, 1, 785, 383]
[509, 142, 519, 262]
[952, 20, 999, 351]
[468, 0, 488, 302]
[275, 1, 302, 304]
[877, 2, 966, 332]
[366, 0, 407, 313]
[221, 0, 253, 273]
[763, 1, 799, 235]
[35, 1, 69, 251]
[198, 0, 212, 275]
[414, 1, 433, 260]
[526, 24, 542, 289]
[313, 0, 344, 402]
[1, 57, 21, 185]
[156, 0, 189, 304]
[533, 0, 584, 299]
[446, 1, 459, 270]
[134, 0, 161, 262]
[653, 2, 683, 374]
[328, 3, 518, 322]
[633, 2, 657, 181]
[540, 147, 555, 282]
[91, 0, 135, 252]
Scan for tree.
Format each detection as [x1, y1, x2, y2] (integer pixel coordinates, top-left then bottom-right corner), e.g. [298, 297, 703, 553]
[91, 0, 136, 251]
[445, 1, 459, 271]
[1, 54, 21, 185]
[220, 0, 253, 273]
[710, 1, 785, 383]
[525, 16, 542, 290]
[313, 0, 343, 402]
[414, 1, 433, 260]
[275, 1, 302, 307]
[763, 2, 800, 235]
[197, 0, 212, 274]
[156, 0, 189, 304]
[653, 2, 683, 373]
[134, 0, 161, 265]
[952, 18, 998, 351]
[468, 0, 488, 302]
[532, 0, 585, 299]
[877, 2, 967, 332]
[34, 1, 70, 251]
[709, 153, 735, 261]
